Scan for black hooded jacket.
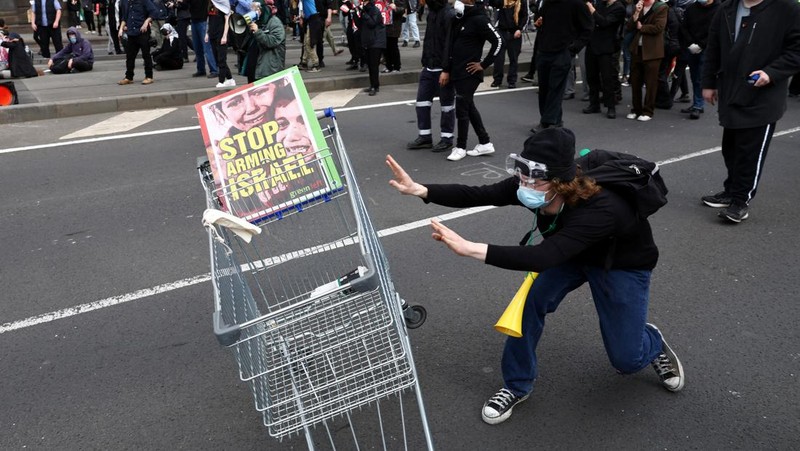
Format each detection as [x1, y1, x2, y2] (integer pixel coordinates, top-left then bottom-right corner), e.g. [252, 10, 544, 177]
[442, 4, 502, 81]
[702, 0, 800, 128]
[420, 0, 455, 69]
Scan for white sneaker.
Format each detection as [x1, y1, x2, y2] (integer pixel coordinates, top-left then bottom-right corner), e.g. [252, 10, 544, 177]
[224, 78, 237, 87]
[626, 113, 638, 120]
[637, 115, 652, 122]
[467, 142, 495, 157]
[215, 82, 226, 88]
[446, 147, 467, 161]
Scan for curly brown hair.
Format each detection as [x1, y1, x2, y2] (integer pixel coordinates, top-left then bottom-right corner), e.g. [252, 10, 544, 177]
[550, 167, 602, 206]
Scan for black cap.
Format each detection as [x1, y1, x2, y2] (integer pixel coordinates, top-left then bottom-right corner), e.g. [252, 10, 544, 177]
[520, 128, 577, 182]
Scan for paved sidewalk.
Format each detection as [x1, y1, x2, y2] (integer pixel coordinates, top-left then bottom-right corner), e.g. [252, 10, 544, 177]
[1, 24, 534, 124]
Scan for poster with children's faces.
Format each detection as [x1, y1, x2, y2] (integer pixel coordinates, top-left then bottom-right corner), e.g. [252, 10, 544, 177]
[196, 67, 343, 224]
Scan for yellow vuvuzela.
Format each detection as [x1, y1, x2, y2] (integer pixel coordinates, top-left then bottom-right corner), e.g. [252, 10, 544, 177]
[494, 272, 538, 338]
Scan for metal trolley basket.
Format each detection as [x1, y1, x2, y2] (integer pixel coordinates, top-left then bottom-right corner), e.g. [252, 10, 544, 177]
[197, 108, 433, 450]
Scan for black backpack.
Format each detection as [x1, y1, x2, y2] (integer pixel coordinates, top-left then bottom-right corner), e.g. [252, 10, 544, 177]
[576, 149, 668, 219]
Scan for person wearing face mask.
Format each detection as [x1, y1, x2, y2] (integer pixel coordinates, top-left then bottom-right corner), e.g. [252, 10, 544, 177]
[385, 126, 684, 425]
[48, 26, 94, 73]
[441, 0, 501, 161]
[151, 23, 183, 69]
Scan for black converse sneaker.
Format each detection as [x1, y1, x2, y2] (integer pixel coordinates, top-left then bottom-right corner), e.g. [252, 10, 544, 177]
[481, 388, 529, 424]
[648, 323, 685, 392]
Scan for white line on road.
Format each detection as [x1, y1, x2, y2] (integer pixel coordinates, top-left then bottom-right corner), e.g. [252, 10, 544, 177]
[60, 108, 177, 140]
[1, 115, 797, 334]
[0, 207, 494, 335]
[0, 88, 535, 155]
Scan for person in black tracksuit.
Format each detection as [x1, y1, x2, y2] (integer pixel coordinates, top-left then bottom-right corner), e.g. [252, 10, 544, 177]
[406, 0, 457, 153]
[489, 0, 528, 89]
[385, 127, 684, 426]
[441, 0, 501, 162]
[700, 0, 800, 223]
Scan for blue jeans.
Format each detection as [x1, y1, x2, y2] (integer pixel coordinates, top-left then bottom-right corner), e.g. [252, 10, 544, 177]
[687, 51, 704, 110]
[501, 263, 663, 397]
[191, 19, 218, 74]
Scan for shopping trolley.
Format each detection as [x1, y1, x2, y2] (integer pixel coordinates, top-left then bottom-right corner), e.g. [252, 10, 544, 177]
[197, 108, 433, 450]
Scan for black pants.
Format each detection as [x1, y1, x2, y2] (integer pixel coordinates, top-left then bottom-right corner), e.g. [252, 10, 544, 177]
[493, 30, 521, 85]
[154, 54, 183, 70]
[83, 7, 96, 31]
[175, 17, 192, 59]
[37, 25, 63, 58]
[721, 124, 775, 205]
[108, 11, 122, 53]
[125, 33, 154, 80]
[453, 77, 490, 149]
[366, 47, 382, 89]
[536, 49, 571, 126]
[384, 36, 401, 71]
[585, 51, 615, 109]
[789, 72, 800, 95]
[51, 58, 93, 73]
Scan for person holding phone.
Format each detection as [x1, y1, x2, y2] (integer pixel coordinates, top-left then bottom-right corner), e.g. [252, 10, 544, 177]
[700, 0, 800, 223]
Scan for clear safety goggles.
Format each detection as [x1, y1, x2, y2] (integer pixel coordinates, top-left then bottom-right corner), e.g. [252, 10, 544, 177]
[505, 154, 549, 184]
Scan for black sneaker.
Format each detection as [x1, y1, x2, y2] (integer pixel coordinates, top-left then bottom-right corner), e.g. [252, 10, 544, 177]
[402, 40, 408, 47]
[481, 388, 529, 424]
[719, 201, 749, 223]
[432, 140, 453, 153]
[701, 191, 732, 208]
[490, 81, 502, 88]
[680, 107, 704, 114]
[407, 136, 433, 150]
[413, 41, 421, 48]
[647, 323, 685, 392]
[520, 74, 534, 83]
[677, 94, 691, 103]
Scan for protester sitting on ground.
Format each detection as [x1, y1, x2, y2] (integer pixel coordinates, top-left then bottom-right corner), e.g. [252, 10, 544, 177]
[152, 23, 184, 69]
[48, 27, 95, 73]
[0, 32, 40, 79]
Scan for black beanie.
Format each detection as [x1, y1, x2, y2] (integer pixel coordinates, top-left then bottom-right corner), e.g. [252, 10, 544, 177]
[519, 128, 577, 182]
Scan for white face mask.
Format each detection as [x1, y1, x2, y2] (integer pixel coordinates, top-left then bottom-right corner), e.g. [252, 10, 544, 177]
[453, 0, 465, 16]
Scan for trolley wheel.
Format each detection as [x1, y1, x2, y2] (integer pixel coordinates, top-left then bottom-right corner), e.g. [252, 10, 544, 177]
[404, 305, 427, 329]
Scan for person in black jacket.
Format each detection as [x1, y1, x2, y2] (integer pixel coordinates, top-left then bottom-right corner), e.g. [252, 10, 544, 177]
[677, 0, 718, 119]
[152, 23, 183, 69]
[583, 0, 626, 119]
[489, 0, 528, 89]
[531, 0, 592, 133]
[0, 33, 39, 79]
[360, 0, 386, 95]
[441, 0, 501, 161]
[385, 127, 685, 425]
[406, 0, 456, 153]
[701, 0, 800, 223]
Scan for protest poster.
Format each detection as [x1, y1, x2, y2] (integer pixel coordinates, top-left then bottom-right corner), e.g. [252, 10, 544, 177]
[196, 67, 343, 224]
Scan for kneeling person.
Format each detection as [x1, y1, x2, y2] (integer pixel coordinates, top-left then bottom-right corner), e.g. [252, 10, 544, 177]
[49, 27, 94, 74]
[386, 127, 685, 425]
[153, 24, 184, 70]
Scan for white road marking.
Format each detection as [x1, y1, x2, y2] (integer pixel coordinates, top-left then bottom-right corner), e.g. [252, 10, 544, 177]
[0, 207, 494, 334]
[60, 108, 177, 140]
[311, 89, 361, 110]
[0, 103, 798, 334]
[0, 88, 538, 155]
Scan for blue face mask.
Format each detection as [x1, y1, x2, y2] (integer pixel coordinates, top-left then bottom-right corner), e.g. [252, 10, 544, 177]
[517, 186, 552, 209]
[69, 36, 77, 44]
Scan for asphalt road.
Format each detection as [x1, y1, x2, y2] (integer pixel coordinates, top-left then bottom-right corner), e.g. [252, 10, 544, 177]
[1, 83, 799, 450]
